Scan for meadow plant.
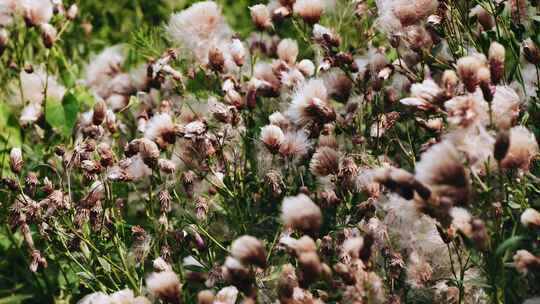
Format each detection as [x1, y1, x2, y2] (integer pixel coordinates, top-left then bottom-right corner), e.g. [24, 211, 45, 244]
[0, 0, 540, 303]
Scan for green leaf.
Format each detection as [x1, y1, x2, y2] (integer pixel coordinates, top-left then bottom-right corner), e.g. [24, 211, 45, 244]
[0, 294, 33, 304]
[97, 257, 111, 273]
[45, 92, 79, 137]
[45, 98, 66, 134]
[62, 93, 79, 135]
[495, 235, 527, 258]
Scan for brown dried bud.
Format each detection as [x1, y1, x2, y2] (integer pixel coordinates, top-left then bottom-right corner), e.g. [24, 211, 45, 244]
[208, 47, 225, 73]
[92, 100, 107, 126]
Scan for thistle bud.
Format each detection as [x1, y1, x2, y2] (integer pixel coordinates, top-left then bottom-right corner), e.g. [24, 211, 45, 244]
[66, 4, 78, 20]
[489, 42, 505, 84]
[494, 131, 510, 162]
[92, 100, 106, 126]
[10, 147, 23, 174]
[40, 23, 57, 48]
[250, 4, 272, 30]
[523, 38, 540, 64]
[298, 59, 315, 76]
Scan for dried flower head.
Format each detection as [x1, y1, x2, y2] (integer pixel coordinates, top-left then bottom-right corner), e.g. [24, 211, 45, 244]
[309, 146, 340, 177]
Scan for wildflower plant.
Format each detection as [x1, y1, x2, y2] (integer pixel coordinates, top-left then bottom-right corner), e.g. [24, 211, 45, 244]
[0, 0, 540, 303]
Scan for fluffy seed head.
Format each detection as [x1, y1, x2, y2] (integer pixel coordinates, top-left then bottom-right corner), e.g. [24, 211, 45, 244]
[520, 208, 540, 227]
[166, 1, 231, 64]
[250, 4, 272, 29]
[489, 42, 505, 84]
[287, 78, 335, 126]
[457, 56, 485, 92]
[231, 235, 267, 268]
[297, 59, 315, 76]
[501, 126, 538, 171]
[513, 250, 540, 274]
[21, 0, 53, 26]
[279, 130, 312, 158]
[146, 271, 182, 302]
[260, 125, 285, 153]
[415, 141, 469, 205]
[293, 0, 325, 23]
[309, 146, 340, 176]
[277, 38, 299, 65]
[281, 194, 322, 236]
